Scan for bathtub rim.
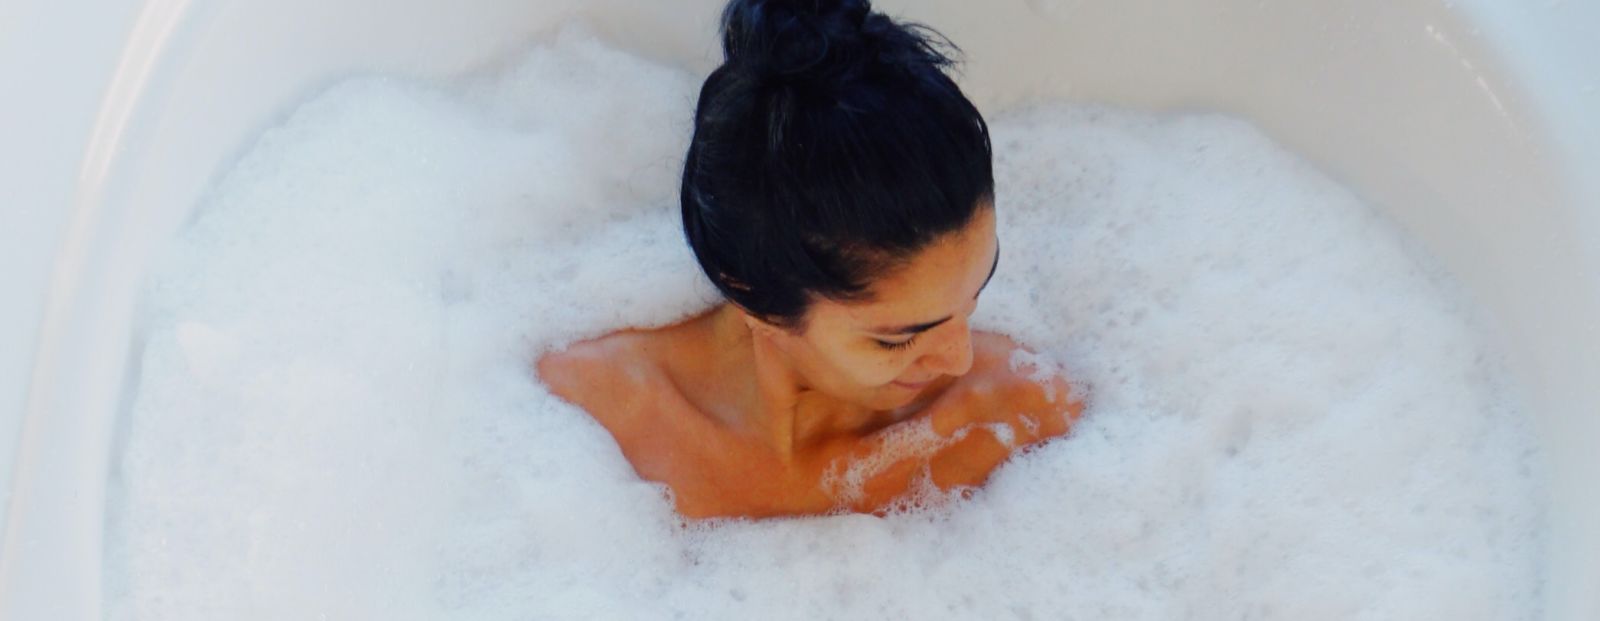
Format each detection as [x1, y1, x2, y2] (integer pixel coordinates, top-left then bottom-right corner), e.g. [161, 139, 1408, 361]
[2, 0, 1597, 618]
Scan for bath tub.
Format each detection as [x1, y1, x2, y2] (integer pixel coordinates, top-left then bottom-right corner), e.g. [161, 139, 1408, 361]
[1, 0, 1595, 617]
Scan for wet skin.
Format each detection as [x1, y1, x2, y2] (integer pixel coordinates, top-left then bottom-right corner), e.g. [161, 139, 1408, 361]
[536, 208, 1082, 519]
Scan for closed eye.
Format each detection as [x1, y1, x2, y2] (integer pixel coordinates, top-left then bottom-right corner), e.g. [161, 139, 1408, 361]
[874, 335, 919, 351]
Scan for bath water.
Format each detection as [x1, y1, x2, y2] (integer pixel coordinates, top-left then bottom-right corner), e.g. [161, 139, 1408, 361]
[105, 25, 1545, 620]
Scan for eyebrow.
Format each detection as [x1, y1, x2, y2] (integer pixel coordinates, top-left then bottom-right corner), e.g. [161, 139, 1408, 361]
[871, 245, 1000, 336]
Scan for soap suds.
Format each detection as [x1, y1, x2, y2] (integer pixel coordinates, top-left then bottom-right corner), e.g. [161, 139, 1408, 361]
[105, 25, 1545, 620]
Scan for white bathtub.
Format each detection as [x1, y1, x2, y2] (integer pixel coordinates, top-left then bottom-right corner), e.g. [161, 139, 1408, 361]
[1, 0, 1596, 618]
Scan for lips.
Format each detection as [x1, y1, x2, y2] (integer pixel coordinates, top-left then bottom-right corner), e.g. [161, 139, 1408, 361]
[892, 378, 935, 390]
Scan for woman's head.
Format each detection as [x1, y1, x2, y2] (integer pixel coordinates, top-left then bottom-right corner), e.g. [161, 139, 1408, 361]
[682, 0, 996, 408]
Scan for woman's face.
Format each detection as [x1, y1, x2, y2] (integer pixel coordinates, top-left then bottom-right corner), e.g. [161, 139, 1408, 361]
[762, 207, 1000, 411]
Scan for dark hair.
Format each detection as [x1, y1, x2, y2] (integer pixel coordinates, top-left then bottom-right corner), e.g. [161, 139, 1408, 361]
[681, 0, 994, 329]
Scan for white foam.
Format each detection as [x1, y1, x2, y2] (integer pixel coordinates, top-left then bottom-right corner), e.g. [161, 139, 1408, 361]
[820, 416, 951, 508]
[106, 24, 1546, 620]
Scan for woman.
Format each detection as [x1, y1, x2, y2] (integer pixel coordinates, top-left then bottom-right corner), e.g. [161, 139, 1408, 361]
[538, 0, 1080, 519]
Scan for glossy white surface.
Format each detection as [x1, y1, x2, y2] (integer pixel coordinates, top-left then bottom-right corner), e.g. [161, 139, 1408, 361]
[1, 0, 1595, 617]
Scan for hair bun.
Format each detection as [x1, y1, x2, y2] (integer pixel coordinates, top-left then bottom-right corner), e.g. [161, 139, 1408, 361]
[720, 0, 877, 76]
[686, 0, 990, 327]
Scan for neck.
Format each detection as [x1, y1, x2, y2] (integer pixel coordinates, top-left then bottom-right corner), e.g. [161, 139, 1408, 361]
[710, 304, 874, 462]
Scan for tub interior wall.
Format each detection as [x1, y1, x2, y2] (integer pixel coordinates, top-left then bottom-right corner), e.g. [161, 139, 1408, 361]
[2, 0, 1595, 618]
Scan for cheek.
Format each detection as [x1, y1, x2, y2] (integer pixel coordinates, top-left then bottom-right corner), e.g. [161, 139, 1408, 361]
[830, 346, 912, 388]
[796, 322, 909, 389]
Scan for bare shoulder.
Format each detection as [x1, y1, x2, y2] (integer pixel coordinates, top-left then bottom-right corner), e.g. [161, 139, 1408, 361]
[936, 332, 1084, 433]
[534, 330, 664, 415]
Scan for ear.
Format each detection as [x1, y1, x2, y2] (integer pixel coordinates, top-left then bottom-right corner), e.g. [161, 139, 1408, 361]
[736, 305, 809, 345]
[740, 309, 781, 339]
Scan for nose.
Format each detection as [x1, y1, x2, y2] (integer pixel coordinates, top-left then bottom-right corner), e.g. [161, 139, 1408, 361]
[921, 318, 975, 378]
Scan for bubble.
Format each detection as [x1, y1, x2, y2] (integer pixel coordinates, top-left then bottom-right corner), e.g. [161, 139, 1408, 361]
[106, 23, 1545, 621]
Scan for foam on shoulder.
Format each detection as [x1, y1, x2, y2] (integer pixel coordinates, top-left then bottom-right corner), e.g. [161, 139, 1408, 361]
[106, 24, 1545, 620]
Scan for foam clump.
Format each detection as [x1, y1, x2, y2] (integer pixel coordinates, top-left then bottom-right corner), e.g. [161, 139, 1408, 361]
[107, 24, 1544, 620]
